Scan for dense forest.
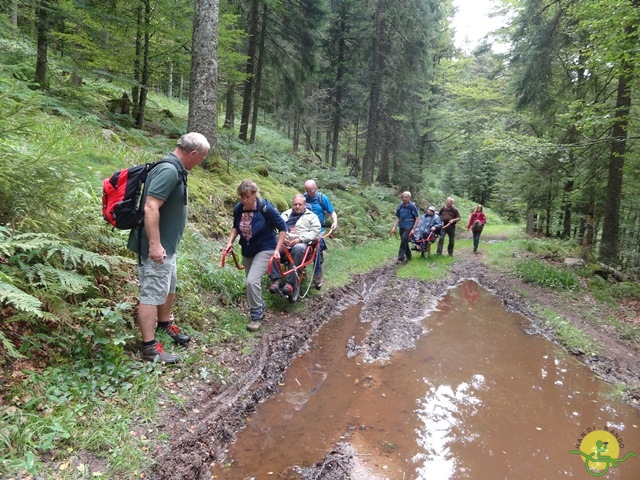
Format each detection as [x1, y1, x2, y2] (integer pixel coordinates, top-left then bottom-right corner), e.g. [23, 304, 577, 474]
[2, 1, 640, 478]
[2, 0, 639, 270]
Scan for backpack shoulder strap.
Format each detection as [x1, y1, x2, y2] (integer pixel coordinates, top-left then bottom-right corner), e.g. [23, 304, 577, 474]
[147, 159, 187, 204]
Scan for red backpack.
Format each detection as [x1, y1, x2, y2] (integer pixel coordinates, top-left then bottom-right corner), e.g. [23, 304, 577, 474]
[102, 160, 185, 230]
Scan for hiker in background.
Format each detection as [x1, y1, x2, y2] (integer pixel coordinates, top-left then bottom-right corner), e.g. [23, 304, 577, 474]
[436, 196, 461, 256]
[467, 204, 487, 253]
[268, 194, 321, 296]
[129, 132, 210, 364]
[303, 179, 338, 289]
[391, 191, 420, 264]
[223, 180, 287, 332]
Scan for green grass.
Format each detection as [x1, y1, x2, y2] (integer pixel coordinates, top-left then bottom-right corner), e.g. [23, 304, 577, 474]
[324, 237, 397, 287]
[536, 307, 603, 356]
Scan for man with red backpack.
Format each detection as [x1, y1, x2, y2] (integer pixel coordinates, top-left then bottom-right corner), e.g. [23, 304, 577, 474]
[128, 132, 210, 363]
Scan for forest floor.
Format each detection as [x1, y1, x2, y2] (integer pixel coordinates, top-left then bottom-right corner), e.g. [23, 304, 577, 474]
[148, 233, 640, 480]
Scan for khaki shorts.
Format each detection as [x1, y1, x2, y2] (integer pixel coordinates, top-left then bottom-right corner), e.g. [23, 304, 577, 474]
[138, 254, 177, 305]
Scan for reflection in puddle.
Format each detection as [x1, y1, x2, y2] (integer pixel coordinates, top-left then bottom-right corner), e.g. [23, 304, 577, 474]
[414, 375, 485, 478]
[210, 280, 640, 479]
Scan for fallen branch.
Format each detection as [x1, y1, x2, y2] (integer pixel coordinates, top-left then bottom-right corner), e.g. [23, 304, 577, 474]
[597, 262, 629, 282]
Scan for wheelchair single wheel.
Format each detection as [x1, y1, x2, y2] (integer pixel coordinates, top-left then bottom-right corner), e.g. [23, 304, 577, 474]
[289, 279, 301, 303]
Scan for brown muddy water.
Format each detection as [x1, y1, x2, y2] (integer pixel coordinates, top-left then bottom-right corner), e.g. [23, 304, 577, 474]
[210, 280, 640, 479]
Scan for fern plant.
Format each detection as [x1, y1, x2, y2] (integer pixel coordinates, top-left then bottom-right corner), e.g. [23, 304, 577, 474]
[0, 227, 110, 358]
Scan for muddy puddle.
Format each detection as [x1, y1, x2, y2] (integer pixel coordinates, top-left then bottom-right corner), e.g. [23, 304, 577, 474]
[210, 280, 640, 479]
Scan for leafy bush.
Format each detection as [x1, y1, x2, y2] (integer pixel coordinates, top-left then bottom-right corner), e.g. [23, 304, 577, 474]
[514, 258, 579, 290]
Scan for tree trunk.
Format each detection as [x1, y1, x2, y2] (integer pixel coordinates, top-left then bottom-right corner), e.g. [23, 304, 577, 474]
[376, 134, 390, 184]
[362, 0, 386, 184]
[11, 0, 18, 27]
[250, 2, 268, 144]
[562, 178, 574, 239]
[132, 2, 143, 119]
[187, 0, 219, 168]
[292, 108, 300, 152]
[167, 61, 173, 98]
[330, 2, 347, 168]
[315, 128, 321, 154]
[35, 0, 52, 89]
[239, 0, 260, 142]
[135, 0, 151, 129]
[325, 129, 330, 164]
[526, 206, 535, 235]
[223, 84, 235, 129]
[599, 73, 633, 264]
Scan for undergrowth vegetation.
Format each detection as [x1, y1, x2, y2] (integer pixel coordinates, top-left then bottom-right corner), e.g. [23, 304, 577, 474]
[514, 259, 580, 290]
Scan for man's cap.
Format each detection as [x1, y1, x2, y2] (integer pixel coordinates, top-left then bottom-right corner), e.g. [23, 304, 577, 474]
[428, 206, 436, 212]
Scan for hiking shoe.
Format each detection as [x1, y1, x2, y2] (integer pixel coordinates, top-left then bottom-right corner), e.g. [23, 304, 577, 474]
[313, 274, 323, 289]
[246, 320, 262, 332]
[157, 322, 190, 345]
[282, 283, 294, 296]
[268, 282, 281, 294]
[141, 342, 180, 364]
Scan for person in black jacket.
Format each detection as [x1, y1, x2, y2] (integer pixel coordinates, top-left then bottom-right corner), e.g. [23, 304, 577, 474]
[436, 197, 461, 256]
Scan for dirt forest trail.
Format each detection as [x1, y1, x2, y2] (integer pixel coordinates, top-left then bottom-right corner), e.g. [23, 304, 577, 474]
[149, 231, 640, 480]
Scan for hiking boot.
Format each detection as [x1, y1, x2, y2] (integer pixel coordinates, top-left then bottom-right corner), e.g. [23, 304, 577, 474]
[313, 274, 323, 289]
[268, 282, 281, 294]
[141, 342, 180, 364]
[157, 322, 190, 345]
[281, 283, 294, 296]
[246, 320, 262, 332]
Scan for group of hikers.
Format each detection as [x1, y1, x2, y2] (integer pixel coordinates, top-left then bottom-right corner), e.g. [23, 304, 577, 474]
[124, 132, 487, 364]
[125, 133, 338, 363]
[391, 192, 487, 263]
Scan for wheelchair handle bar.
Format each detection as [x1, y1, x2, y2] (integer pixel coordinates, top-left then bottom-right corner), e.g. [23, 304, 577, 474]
[221, 247, 244, 270]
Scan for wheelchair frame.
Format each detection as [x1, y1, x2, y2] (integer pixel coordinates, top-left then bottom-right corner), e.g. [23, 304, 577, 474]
[222, 234, 329, 303]
[410, 230, 438, 257]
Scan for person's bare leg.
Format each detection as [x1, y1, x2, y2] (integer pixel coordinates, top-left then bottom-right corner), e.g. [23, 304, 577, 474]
[138, 304, 159, 342]
[157, 293, 175, 323]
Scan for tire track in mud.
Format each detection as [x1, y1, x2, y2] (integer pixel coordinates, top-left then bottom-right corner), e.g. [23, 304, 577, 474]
[149, 275, 375, 480]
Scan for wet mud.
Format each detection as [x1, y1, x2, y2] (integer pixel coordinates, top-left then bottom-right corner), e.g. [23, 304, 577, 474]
[149, 245, 640, 480]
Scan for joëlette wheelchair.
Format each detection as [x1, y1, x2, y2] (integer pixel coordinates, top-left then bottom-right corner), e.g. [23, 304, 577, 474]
[410, 228, 440, 257]
[222, 238, 324, 303]
[267, 238, 325, 302]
